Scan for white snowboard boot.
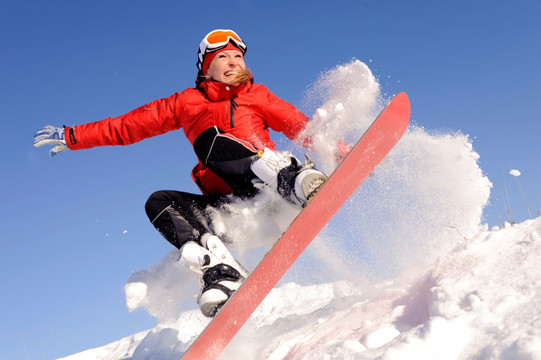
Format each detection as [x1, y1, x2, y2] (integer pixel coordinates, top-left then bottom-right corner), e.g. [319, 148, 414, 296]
[250, 149, 327, 206]
[177, 234, 248, 317]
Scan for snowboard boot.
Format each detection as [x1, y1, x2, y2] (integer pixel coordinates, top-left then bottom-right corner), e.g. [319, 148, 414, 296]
[292, 155, 328, 203]
[177, 234, 248, 317]
[250, 149, 327, 206]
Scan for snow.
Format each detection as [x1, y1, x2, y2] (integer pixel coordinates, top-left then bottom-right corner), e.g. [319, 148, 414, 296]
[58, 61, 541, 360]
[60, 219, 541, 360]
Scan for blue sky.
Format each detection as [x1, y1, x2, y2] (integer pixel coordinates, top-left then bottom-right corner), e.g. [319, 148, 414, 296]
[1, 1, 540, 359]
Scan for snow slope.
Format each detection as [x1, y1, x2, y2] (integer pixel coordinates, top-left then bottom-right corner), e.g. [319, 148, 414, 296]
[59, 218, 541, 360]
[58, 61, 541, 359]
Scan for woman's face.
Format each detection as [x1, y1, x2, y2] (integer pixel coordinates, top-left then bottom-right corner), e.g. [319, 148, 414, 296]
[205, 49, 246, 85]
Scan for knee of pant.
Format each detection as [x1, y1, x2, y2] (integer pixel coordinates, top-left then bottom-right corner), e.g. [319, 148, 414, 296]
[145, 191, 168, 219]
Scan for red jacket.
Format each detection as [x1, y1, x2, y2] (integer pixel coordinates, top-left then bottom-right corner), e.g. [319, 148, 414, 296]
[65, 80, 310, 195]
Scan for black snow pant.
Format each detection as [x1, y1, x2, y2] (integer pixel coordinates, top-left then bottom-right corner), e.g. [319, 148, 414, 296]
[145, 190, 226, 249]
[145, 127, 259, 249]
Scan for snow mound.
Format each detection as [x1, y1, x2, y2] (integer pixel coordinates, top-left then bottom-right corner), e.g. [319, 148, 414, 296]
[60, 218, 541, 359]
[256, 218, 541, 360]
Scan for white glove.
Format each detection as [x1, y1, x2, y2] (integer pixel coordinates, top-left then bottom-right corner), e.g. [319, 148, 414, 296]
[33, 125, 69, 157]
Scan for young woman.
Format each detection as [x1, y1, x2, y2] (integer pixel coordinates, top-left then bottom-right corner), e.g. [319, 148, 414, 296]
[34, 29, 332, 317]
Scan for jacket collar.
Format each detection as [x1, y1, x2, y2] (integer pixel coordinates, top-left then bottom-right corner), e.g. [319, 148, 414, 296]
[198, 79, 252, 102]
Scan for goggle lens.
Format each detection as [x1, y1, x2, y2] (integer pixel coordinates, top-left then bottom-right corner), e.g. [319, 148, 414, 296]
[207, 30, 242, 45]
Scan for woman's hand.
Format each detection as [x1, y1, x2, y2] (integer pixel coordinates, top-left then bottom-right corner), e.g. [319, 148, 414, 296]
[33, 125, 68, 157]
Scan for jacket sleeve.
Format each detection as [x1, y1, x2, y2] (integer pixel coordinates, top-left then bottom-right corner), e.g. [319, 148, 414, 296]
[258, 86, 312, 148]
[66, 92, 184, 150]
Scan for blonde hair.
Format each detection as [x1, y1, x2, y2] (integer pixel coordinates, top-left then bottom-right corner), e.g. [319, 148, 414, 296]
[230, 67, 252, 85]
[204, 67, 252, 86]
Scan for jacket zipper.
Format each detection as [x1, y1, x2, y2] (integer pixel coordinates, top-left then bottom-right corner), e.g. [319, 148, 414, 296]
[230, 99, 238, 128]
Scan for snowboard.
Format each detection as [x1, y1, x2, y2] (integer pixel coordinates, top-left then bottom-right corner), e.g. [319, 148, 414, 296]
[181, 92, 411, 359]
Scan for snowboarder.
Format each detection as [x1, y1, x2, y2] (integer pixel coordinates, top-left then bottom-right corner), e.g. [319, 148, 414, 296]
[33, 29, 335, 317]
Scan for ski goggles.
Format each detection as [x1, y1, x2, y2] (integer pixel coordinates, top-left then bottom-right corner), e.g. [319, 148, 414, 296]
[197, 29, 247, 70]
